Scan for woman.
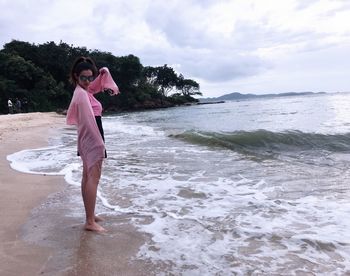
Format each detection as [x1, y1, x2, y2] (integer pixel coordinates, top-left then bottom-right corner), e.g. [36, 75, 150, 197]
[66, 57, 119, 232]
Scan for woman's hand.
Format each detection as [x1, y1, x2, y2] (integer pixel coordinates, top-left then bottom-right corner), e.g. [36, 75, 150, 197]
[104, 88, 115, 95]
[99, 67, 108, 75]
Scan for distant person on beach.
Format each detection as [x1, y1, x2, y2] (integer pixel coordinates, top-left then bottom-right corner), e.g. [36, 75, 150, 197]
[22, 98, 29, 113]
[66, 57, 120, 232]
[8, 99, 13, 114]
[15, 98, 21, 113]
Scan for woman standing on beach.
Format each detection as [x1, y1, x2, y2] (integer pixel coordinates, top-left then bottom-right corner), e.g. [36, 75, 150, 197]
[66, 57, 119, 232]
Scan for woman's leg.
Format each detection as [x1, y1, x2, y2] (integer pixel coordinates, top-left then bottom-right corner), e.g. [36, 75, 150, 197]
[81, 160, 105, 232]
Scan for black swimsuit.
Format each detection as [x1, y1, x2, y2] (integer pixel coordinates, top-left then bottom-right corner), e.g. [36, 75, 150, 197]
[95, 116, 107, 158]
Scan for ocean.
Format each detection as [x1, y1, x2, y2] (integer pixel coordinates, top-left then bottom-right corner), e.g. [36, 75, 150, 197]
[7, 93, 350, 275]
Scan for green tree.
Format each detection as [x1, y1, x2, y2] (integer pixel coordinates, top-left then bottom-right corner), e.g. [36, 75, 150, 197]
[176, 74, 202, 97]
[155, 64, 178, 97]
[0, 52, 67, 112]
[0, 39, 201, 113]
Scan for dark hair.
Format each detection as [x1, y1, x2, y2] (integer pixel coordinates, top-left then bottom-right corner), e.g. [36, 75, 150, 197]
[69, 56, 98, 85]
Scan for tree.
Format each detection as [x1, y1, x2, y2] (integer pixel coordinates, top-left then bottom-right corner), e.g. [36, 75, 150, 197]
[2, 40, 39, 63]
[0, 39, 201, 113]
[0, 52, 67, 112]
[176, 74, 202, 97]
[142, 64, 179, 106]
[155, 64, 178, 97]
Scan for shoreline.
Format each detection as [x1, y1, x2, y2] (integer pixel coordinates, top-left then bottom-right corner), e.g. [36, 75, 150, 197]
[0, 112, 161, 275]
[0, 112, 67, 275]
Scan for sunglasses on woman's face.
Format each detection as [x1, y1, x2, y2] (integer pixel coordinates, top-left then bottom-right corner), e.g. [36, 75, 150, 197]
[79, 75, 95, 82]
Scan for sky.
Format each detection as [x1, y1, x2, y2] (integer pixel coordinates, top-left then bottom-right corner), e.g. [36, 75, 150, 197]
[1, 0, 350, 97]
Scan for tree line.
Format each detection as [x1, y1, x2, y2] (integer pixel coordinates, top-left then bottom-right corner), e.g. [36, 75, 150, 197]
[0, 40, 202, 114]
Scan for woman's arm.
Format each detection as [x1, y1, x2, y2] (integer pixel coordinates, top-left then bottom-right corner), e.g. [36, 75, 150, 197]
[88, 67, 120, 95]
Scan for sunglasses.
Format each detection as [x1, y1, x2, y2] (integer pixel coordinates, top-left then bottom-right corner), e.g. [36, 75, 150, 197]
[79, 75, 95, 82]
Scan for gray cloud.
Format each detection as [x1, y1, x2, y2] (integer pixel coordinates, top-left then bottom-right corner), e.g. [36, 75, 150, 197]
[181, 51, 270, 82]
[295, 0, 320, 10]
[139, 45, 270, 82]
[143, 3, 206, 48]
[322, 1, 350, 16]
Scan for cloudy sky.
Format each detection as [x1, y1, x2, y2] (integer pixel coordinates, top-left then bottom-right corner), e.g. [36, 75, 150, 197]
[1, 0, 350, 97]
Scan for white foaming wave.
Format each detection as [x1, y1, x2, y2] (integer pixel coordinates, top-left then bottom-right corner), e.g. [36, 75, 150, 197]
[96, 189, 134, 214]
[61, 163, 81, 186]
[292, 196, 350, 242]
[7, 146, 68, 175]
[103, 118, 164, 137]
[6, 143, 131, 216]
[95, 170, 350, 275]
[6, 115, 350, 274]
[7, 145, 84, 187]
[13, 138, 345, 275]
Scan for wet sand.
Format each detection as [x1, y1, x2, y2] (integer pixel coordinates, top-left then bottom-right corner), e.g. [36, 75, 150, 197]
[0, 112, 161, 276]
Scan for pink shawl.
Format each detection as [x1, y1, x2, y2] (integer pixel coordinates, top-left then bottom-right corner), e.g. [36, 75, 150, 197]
[66, 67, 119, 172]
[88, 67, 120, 95]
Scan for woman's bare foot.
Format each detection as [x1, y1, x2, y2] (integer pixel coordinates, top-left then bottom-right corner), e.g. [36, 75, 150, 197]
[94, 215, 104, 222]
[84, 221, 106, 232]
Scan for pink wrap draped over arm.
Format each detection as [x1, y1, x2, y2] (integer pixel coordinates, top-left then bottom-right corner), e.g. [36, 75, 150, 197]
[66, 67, 119, 172]
[88, 67, 120, 95]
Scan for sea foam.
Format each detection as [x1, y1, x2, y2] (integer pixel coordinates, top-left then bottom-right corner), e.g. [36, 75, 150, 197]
[6, 102, 350, 275]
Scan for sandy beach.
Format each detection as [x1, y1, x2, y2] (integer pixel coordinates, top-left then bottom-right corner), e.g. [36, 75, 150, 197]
[0, 112, 160, 276]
